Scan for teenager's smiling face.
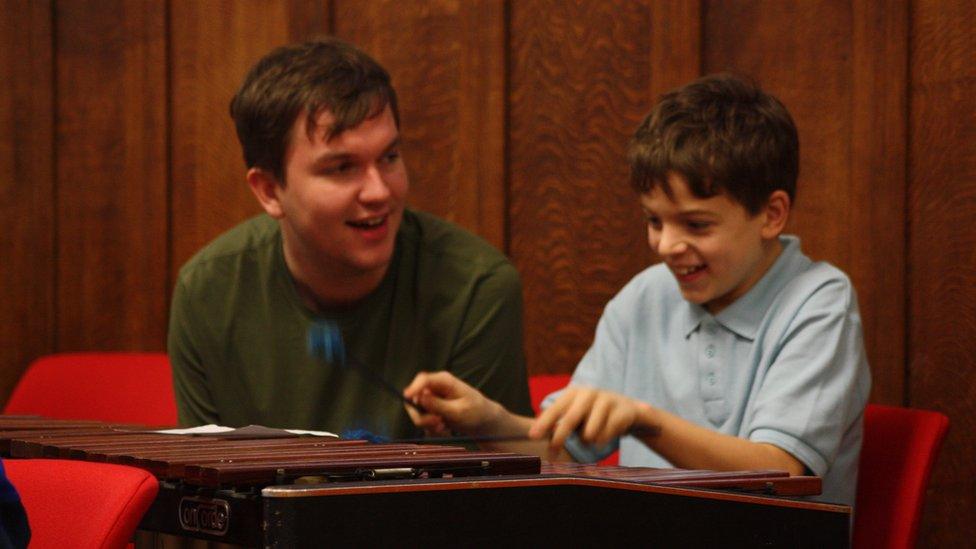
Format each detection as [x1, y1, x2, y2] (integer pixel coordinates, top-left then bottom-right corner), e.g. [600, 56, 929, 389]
[269, 104, 408, 287]
[640, 172, 786, 314]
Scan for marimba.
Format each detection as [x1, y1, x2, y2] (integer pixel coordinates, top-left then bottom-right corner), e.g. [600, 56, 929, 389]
[0, 417, 851, 547]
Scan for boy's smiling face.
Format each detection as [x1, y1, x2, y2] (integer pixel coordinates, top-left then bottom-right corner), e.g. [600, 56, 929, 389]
[640, 172, 789, 314]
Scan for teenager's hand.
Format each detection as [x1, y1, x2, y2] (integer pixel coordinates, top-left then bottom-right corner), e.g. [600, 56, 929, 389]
[403, 371, 503, 435]
[529, 385, 652, 450]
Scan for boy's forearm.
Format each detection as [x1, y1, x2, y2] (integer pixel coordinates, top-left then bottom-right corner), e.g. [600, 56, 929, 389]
[635, 405, 806, 475]
[476, 404, 574, 461]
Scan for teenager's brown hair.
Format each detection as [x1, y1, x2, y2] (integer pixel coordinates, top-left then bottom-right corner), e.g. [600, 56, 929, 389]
[230, 36, 399, 182]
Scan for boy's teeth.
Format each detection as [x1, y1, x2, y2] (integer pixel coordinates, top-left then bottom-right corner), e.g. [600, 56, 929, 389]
[351, 216, 384, 227]
[677, 265, 704, 275]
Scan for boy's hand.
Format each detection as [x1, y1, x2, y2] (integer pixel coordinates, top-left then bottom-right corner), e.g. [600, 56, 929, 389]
[529, 385, 651, 450]
[403, 371, 503, 435]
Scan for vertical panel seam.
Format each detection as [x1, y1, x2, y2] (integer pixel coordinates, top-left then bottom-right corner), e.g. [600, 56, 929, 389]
[164, 0, 174, 341]
[50, 0, 59, 353]
[902, 0, 912, 408]
[327, 0, 336, 35]
[502, 0, 511, 256]
[696, 0, 704, 75]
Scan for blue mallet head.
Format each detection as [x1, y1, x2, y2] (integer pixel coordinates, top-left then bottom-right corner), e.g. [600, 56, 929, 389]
[306, 319, 426, 414]
[308, 320, 346, 366]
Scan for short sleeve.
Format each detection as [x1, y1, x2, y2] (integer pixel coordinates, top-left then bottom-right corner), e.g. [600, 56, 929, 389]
[167, 275, 220, 427]
[448, 261, 533, 417]
[747, 278, 871, 476]
[543, 293, 632, 463]
[568, 291, 631, 393]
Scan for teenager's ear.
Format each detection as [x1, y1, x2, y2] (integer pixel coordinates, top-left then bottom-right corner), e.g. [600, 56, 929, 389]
[761, 190, 791, 239]
[247, 167, 285, 218]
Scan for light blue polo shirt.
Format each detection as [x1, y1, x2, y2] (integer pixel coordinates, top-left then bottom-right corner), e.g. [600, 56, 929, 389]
[549, 235, 871, 505]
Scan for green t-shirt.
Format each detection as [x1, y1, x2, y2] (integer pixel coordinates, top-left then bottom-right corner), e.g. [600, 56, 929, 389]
[168, 209, 531, 438]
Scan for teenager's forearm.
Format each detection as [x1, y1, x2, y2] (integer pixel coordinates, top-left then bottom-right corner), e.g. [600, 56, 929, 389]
[635, 405, 806, 475]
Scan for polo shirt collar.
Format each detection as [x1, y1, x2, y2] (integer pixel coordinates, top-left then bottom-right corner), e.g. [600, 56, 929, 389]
[682, 235, 804, 340]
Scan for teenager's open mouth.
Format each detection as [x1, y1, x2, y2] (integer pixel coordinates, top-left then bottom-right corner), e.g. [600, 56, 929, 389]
[347, 215, 387, 229]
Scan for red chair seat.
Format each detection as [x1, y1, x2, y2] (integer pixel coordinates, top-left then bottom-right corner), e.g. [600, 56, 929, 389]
[5, 459, 158, 549]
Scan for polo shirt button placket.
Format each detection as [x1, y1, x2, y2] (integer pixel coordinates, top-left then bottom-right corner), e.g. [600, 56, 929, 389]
[702, 334, 719, 391]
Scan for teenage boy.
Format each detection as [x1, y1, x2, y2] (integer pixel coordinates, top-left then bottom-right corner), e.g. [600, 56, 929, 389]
[404, 74, 871, 505]
[168, 37, 532, 437]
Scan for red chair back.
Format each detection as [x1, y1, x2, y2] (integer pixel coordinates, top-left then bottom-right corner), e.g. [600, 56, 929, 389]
[854, 404, 949, 549]
[4, 352, 177, 426]
[528, 373, 572, 415]
[6, 459, 158, 549]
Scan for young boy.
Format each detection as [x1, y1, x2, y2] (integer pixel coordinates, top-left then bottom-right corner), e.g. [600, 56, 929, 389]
[404, 73, 871, 506]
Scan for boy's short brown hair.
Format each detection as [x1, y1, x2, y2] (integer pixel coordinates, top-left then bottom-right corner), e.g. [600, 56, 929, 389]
[230, 36, 399, 182]
[628, 73, 798, 214]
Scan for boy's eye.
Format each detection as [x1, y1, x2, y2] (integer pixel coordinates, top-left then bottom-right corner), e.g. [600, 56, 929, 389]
[383, 150, 401, 164]
[645, 216, 662, 229]
[687, 220, 711, 231]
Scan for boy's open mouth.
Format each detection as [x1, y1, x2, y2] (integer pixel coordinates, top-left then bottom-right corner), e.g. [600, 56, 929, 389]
[674, 264, 706, 276]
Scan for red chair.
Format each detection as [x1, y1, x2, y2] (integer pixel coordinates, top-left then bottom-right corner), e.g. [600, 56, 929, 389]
[4, 353, 177, 426]
[528, 373, 573, 415]
[5, 459, 158, 549]
[853, 404, 949, 549]
[528, 373, 619, 465]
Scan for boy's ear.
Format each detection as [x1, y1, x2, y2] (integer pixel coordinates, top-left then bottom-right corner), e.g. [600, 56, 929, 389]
[247, 167, 285, 219]
[760, 190, 791, 239]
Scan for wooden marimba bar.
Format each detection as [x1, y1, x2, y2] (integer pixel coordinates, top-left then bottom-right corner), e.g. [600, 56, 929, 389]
[3, 428, 538, 487]
[0, 417, 852, 547]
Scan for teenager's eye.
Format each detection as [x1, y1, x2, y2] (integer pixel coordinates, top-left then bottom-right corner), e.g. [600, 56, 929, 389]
[687, 220, 712, 231]
[323, 162, 355, 176]
[645, 216, 662, 230]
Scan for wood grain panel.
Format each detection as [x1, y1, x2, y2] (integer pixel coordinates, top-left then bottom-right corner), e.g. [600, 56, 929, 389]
[169, 0, 330, 282]
[848, 0, 908, 404]
[0, 1, 54, 404]
[909, 1, 976, 545]
[704, 1, 905, 395]
[334, 0, 507, 250]
[55, 0, 168, 350]
[509, 1, 657, 375]
[704, 0, 854, 267]
[456, 0, 506, 250]
[650, 0, 702, 102]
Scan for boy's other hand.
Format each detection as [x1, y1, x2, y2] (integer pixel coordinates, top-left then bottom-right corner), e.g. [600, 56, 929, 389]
[403, 371, 503, 435]
[529, 386, 651, 450]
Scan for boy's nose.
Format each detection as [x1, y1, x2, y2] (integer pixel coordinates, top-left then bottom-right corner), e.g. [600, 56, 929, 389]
[656, 228, 688, 257]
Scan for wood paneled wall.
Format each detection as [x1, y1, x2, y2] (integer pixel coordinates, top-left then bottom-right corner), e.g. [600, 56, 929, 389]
[908, 1, 976, 543]
[1, 0, 53, 408]
[1, 1, 972, 545]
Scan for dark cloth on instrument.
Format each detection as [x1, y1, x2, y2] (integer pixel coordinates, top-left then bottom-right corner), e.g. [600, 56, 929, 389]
[0, 460, 29, 549]
[169, 209, 532, 437]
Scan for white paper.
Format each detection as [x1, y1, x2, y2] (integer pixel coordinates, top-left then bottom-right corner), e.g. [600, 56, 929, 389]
[153, 424, 337, 438]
